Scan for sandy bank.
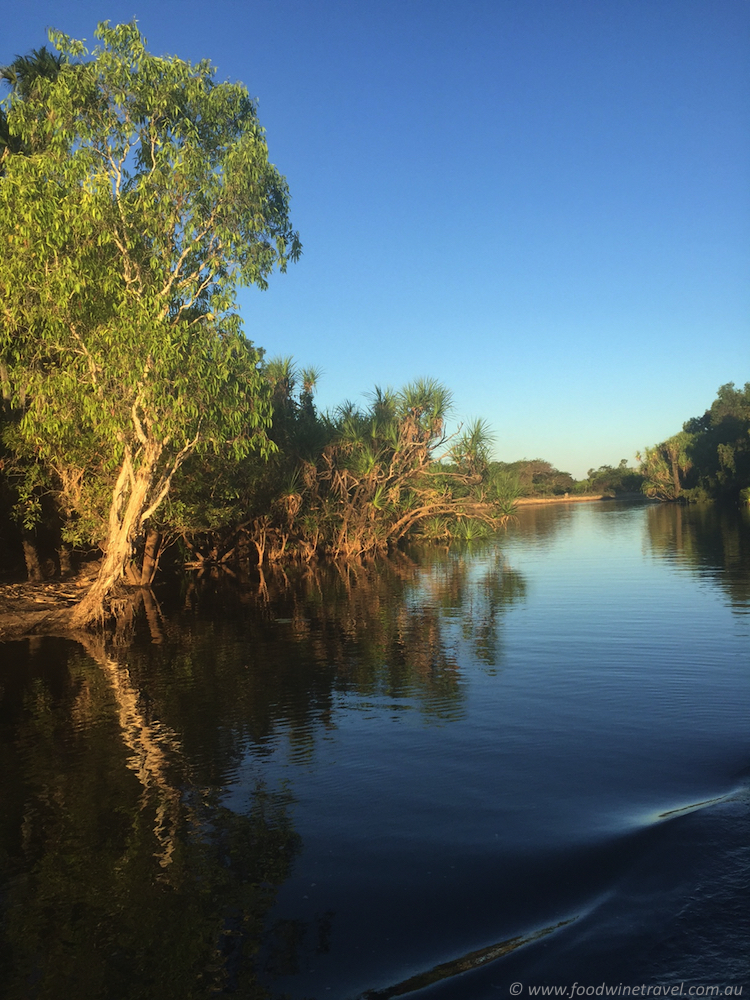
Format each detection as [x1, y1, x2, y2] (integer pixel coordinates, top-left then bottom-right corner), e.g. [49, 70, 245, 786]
[514, 494, 610, 507]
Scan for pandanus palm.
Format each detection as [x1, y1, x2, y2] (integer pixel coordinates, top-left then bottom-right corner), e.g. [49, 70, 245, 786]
[1, 46, 65, 98]
[399, 377, 452, 444]
[265, 356, 296, 407]
[450, 418, 493, 478]
[366, 385, 398, 440]
[253, 374, 511, 563]
[1, 46, 65, 161]
[638, 431, 693, 500]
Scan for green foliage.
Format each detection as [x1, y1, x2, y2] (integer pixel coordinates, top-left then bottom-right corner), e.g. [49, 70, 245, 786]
[0, 23, 299, 597]
[194, 375, 518, 564]
[0, 45, 65, 97]
[0, 45, 65, 162]
[638, 432, 693, 501]
[682, 383, 750, 501]
[488, 458, 574, 497]
[639, 384, 750, 503]
[450, 418, 493, 477]
[578, 459, 644, 495]
[0, 25, 527, 586]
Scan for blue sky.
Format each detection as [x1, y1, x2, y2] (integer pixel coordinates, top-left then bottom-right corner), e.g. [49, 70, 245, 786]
[5, 0, 748, 477]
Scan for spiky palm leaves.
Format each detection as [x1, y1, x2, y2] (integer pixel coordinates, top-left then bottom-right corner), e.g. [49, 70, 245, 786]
[0, 47, 65, 98]
[638, 432, 693, 500]
[1, 46, 65, 162]
[254, 377, 514, 562]
[449, 418, 493, 478]
[169, 371, 515, 566]
[318, 381, 451, 556]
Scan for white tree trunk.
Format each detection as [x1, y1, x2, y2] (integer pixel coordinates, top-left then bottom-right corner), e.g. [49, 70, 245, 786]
[70, 423, 198, 628]
[70, 444, 160, 627]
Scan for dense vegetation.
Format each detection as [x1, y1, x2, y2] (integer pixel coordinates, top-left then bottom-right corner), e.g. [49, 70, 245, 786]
[488, 459, 575, 498]
[0, 26, 516, 623]
[638, 383, 750, 504]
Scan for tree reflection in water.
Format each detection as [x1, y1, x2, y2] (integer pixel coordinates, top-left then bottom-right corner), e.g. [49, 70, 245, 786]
[645, 502, 750, 613]
[0, 638, 299, 999]
[0, 546, 527, 997]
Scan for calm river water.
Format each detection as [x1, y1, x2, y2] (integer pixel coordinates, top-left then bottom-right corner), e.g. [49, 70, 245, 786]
[1, 500, 748, 999]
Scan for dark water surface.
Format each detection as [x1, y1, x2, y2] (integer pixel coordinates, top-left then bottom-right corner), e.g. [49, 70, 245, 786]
[1, 501, 748, 999]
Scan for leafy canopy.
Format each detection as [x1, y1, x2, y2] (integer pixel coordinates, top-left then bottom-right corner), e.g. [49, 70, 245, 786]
[0, 21, 301, 542]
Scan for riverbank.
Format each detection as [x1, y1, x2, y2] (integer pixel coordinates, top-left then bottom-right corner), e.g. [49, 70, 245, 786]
[515, 493, 609, 506]
[0, 495, 623, 640]
[0, 579, 83, 640]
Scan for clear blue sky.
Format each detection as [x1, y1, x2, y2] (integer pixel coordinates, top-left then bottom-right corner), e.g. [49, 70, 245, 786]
[6, 0, 749, 478]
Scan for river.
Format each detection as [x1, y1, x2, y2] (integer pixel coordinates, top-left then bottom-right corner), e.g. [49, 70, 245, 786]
[1, 499, 748, 998]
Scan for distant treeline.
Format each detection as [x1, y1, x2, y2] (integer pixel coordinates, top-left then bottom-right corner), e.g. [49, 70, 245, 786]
[497, 382, 750, 506]
[489, 458, 643, 499]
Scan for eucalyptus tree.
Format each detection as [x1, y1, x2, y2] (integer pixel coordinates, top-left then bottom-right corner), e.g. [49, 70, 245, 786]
[1, 45, 69, 580]
[1, 45, 64, 403]
[0, 22, 300, 623]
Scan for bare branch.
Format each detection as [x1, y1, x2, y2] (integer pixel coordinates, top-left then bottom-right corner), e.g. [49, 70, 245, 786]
[141, 430, 201, 525]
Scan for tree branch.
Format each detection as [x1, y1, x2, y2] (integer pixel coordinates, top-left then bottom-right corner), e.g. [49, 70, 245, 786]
[140, 430, 201, 525]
